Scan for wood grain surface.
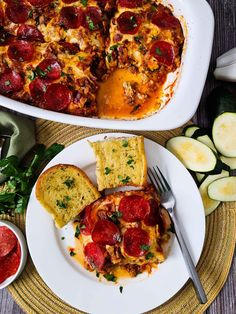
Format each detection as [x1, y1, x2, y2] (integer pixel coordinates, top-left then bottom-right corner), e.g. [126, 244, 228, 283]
[0, 0, 236, 313]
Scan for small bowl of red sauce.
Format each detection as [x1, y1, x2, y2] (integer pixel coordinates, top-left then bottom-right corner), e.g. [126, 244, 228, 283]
[0, 220, 27, 289]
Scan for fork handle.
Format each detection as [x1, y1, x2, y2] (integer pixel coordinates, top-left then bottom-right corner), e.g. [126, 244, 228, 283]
[171, 211, 207, 304]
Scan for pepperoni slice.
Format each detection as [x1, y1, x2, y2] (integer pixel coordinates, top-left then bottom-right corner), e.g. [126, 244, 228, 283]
[84, 242, 105, 271]
[123, 227, 150, 257]
[0, 69, 23, 95]
[14, 241, 21, 258]
[150, 41, 175, 66]
[118, 0, 143, 8]
[0, 227, 17, 257]
[29, 78, 47, 99]
[117, 11, 141, 35]
[152, 5, 181, 29]
[144, 199, 163, 227]
[27, 0, 53, 7]
[5, 3, 30, 24]
[17, 25, 44, 42]
[119, 195, 150, 222]
[37, 59, 61, 81]
[92, 220, 121, 246]
[60, 7, 85, 29]
[44, 83, 72, 111]
[8, 40, 34, 62]
[84, 7, 102, 31]
[80, 205, 94, 236]
[0, 251, 20, 284]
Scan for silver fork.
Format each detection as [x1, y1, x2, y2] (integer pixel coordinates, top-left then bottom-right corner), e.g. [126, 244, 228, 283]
[148, 166, 207, 304]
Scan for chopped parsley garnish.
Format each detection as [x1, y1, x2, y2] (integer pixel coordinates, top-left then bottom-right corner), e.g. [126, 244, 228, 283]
[104, 273, 117, 282]
[61, 237, 65, 240]
[107, 53, 112, 62]
[127, 156, 135, 167]
[56, 196, 71, 209]
[155, 47, 163, 56]
[140, 244, 150, 251]
[119, 286, 123, 294]
[104, 167, 111, 175]
[4, 80, 11, 86]
[35, 66, 46, 77]
[145, 252, 154, 260]
[74, 224, 86, 238]
[122, 140, 128, 147]
[86, 16, 95, 30]
[56, 200, 67, 209]
[118, 175, 131, 184]
[131, 105, 141, 114]
[109, 211, 122, 224]
[112, 148, 116, 152]
[110, 44, 119, 51]
[28, 72, 36, 81]
[70, 250, 76, 257]
[63, 177, 75, 188]
[80, 0, 88, 6]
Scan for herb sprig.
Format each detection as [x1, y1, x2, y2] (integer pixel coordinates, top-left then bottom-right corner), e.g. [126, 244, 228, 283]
[0, 143, 64, 214]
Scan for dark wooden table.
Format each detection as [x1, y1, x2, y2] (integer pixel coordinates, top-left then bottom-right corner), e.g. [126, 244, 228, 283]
[1, 0, 236, 313]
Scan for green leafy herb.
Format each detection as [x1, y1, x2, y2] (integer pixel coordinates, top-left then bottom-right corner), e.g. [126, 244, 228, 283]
[122, 140, 128, 147]
[63, 178, 75, 188]
[86, 16, 95, 30]
[103, 273, 117, 282]
[107, 53, 112, 62]
[70, 250, 76, 257]
[78, 56, 85, 61]
[134, 35, 143, 43]
[4, 80, 11, 86]
[75, 225, 81, 238]
[140, 244, 150, 251]
[61, 237, 65, 240]
[155, 47, 162, 56]
[0, 143, 64, 214]
[119, 286, 123, 294]
[109, 211, 122, 224]
[61, 72, 67, 77]
[28, 10, 33, 18]
[118, 175, 131, 184]
[35, 66, 46, 77]
[110, 44, 119, 51]
[145, 252, 154, 260]
[112, 148, 116, 152]
[104, 167, 111, 175]
[127, 156, 135, 167]
[80, 0, 88, 7]
[56, 199, 67, 209]
[28, 71, 36, 81]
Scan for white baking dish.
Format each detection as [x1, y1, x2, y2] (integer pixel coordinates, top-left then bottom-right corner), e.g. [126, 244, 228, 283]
[0, 0, 214, 130]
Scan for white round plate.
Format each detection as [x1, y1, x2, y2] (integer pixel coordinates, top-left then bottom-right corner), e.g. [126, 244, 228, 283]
[26, 133, 205, 314]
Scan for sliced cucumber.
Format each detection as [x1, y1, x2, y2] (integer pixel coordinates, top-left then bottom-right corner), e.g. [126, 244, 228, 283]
[183, 125, 199, 137]
[208, 176, 236, 202]
[191, 129, 217, 153]
[199, 170, 229, 215]
[220, 155, 236, 170]
[212, 112, 236, 157]
[166, 136, 222, 173]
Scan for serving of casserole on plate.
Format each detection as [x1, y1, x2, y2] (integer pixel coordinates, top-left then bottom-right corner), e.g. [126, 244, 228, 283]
[0, 0, 214, 130]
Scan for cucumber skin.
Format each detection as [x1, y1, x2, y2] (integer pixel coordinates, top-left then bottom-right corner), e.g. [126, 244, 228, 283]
[207, 87, 236, 123]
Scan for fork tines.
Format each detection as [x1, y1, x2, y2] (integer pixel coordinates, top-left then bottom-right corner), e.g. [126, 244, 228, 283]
[148, 166, 170, 193]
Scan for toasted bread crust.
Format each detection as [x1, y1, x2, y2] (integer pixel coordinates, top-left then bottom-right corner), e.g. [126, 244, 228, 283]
[36, 164, 100, 228]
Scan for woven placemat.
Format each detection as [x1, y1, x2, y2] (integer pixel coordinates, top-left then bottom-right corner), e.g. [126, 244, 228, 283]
[2, 119, 236, 314]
